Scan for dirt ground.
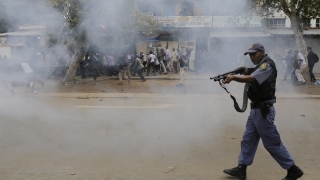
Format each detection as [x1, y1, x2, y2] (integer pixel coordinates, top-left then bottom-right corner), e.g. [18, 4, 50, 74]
[1, 74, 320, 180]
[37, 75, 320, 95]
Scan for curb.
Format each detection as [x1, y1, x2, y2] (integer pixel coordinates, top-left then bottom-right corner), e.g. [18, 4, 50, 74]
[79, 76, 209, 83]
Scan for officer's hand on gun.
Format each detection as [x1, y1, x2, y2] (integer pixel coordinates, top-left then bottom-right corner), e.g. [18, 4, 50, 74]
[222, 66, 248, 84]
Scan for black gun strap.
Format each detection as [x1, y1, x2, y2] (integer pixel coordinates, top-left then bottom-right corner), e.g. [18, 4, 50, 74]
[219, 81, 249, 113]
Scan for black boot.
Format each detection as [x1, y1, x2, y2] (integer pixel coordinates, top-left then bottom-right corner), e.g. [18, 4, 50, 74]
[223, 164, 247, 180]
[282, 165, 303, 180]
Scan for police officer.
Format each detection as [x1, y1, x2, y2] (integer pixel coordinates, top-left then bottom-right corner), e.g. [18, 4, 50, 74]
[222, 43, 303, 180]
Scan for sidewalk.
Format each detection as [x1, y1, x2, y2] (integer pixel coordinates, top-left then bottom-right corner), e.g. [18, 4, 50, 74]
[22, 92, 320, 99]
[2, 71, 320, 99]
[80, 72, 320, 83]
[79, 71, 210, 83]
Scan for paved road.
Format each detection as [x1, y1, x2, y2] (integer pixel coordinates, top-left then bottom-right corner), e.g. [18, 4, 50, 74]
[0, 95, 319, 180]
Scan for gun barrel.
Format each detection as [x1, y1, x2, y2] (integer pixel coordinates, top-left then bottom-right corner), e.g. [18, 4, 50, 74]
[210, 67, 245, 81]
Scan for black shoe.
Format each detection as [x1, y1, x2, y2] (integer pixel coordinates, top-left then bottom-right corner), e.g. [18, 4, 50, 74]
[223, 164, 247, 180]
[282, 165, 303, 180]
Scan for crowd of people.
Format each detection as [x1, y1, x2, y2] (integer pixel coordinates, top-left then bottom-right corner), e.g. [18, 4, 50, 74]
[275, 46, 319, 85]
[0, 45, 197, 95]
[77, 46, 196, 87]
[1, 45, 318, 96]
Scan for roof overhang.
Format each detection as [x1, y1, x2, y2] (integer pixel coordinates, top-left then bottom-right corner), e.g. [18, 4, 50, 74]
[0, 31, 43, 37]
[210, 31, 270, 38]
[266, 28, 320, 35]
[144, 34, 161, 42]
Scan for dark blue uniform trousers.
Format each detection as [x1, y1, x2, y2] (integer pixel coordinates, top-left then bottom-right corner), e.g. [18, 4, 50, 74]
[238, 106, 295, 169]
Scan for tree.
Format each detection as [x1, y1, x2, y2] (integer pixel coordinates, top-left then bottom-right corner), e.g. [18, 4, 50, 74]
[47, 0, 88, 83]
[48, 0, 155, 83]
[249, 0, 320, 81]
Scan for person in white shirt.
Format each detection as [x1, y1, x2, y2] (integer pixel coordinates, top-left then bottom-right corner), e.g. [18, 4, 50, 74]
[293, 50, 306, 85]
[147, 51, 156, 76]
[172, 48, 179, 74]
[166, 46, 174, 72]
[189, 48, 195, 71]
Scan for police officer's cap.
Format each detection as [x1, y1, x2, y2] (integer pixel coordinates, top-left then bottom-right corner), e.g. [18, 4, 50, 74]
[244, 43, 265, 55]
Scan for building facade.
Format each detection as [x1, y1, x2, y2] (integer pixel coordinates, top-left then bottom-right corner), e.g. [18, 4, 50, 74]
[136, 0, 320, 73]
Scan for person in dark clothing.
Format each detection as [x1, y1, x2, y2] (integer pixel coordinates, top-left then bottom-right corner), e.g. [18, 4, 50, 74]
[307, 47, 318, 82]
[85, 53, 100, 80]
[283, 49, 294, 81]
[79, 48, 89, 78]
[222, 43, 303, 180]
[176, 53, 188, 87]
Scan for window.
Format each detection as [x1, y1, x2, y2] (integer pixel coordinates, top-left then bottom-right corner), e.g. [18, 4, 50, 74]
[267, 18, 286, 28]
[316, 18, 320, 27]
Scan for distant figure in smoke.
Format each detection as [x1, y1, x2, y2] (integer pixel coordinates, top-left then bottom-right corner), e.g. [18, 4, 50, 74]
[132, 58, 146, 82]
[292, 50, 306, 85]
[117, 54, 129, 85]
[222, 43, 304, 180]
[87, 53, 100, 81]
[159, 48, 168, 74]
[147, 51, 157, 76]
[283, 48, 294, 81]
[140, 51, 147, 72]
[79, 48, 89, 78]
[188, 48, 195, 71]
[107, 54, 117, 76]
[125, 52, 132, 81]
[307, 47, 319, 82]
[165, 46, 173, 72]
[172, 48, 179, 74]
[176, 53, 188, 87]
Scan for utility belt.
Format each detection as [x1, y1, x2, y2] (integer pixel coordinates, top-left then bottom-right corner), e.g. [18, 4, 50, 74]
[250, 102, 273, 118]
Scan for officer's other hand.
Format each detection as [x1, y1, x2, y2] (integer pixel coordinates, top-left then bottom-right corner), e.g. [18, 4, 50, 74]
[243, 66, 248, 75]
[222, 74, 234, 84]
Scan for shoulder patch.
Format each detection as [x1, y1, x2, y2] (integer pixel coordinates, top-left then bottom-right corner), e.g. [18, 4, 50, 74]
[260, 63, 267, 69]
